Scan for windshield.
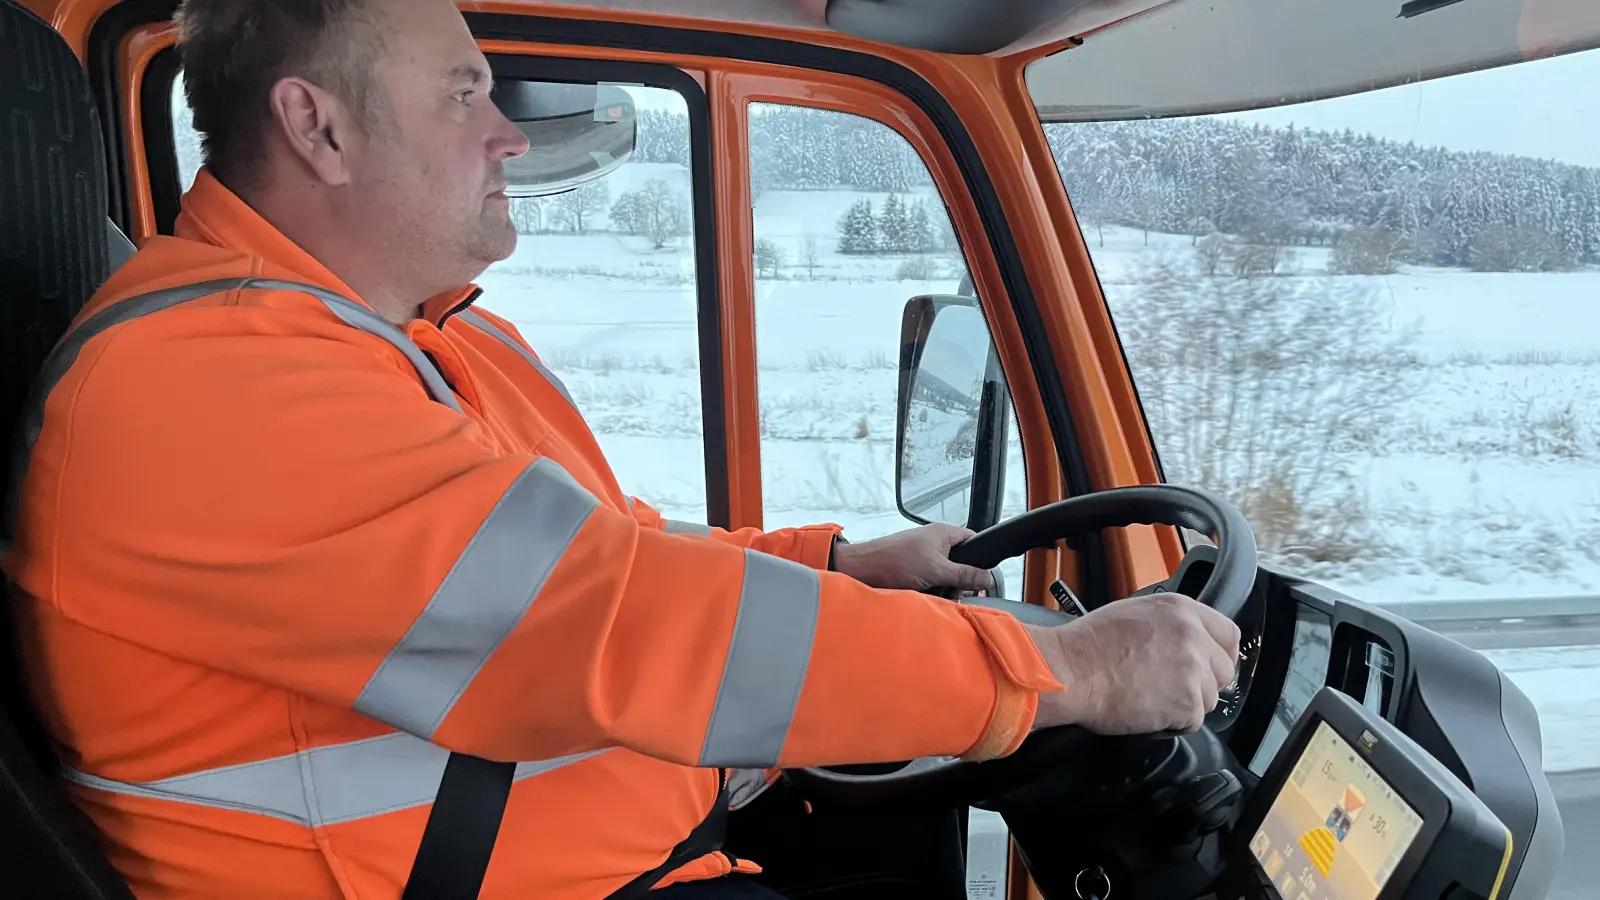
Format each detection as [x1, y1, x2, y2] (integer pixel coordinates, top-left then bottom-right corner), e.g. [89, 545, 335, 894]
[1026, 17, 1599, 898]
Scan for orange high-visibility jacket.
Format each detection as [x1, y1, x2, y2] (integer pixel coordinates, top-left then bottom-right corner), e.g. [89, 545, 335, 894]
[1, 170, 1064, 900]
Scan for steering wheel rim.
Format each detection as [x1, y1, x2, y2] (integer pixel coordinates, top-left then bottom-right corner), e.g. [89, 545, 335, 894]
[950, 483, 1257, 619]
[783, 484, 1258, 810]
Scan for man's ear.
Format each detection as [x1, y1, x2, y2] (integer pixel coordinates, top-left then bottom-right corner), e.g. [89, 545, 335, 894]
[267, 76, 355, 187]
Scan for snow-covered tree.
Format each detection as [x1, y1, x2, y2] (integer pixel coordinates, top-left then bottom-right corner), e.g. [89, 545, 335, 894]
[509, 197, 549, 235]
[836, 199, 879, 254]
[754, 237, 787, 278]
[632, 109, 691, 165]
[609, 179, 689, 249]
[553, 182, 610, 234]
[1045, 116, 1600, 267]
[800, 237, 821, 278]
[879, 194, 911, 252]
[904, 199, 940, 253]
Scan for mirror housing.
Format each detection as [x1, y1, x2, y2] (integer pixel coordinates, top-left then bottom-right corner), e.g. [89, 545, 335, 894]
[895, 294, 1011, 532]
[494, 81, 636, 198]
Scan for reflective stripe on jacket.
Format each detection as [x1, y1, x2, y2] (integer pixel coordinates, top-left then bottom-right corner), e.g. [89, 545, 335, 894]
[1, 169, 1064, 899]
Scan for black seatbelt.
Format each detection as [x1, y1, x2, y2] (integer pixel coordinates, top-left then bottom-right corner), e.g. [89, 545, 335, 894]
[603, 782, 731, 900]
[400, 752, 516, 900]
[400, 755, 732, 900]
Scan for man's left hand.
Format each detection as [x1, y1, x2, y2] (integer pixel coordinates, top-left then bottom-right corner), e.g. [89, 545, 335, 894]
[831, 524, 996, 594]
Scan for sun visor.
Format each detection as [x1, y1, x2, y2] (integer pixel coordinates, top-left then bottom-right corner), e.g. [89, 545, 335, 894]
[825, 0, 1095, 55]
[1026, 0, 1600, 121]
[493, 80, 636, 198]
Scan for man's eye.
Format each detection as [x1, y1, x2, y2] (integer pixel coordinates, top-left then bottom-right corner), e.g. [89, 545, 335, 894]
[454, 90, 474, 105]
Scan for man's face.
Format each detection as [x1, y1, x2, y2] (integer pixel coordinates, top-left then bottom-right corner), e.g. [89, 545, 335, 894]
[340, 0, 529, 294]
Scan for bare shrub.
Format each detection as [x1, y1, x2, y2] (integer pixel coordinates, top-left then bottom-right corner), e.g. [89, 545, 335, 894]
[895, 256, 938, 280]
[570, 381, 654, 408]
[610, 180, 691, 249]
[863, 348, 894, 370]
[793, 447, 893, 514]
[509, 196, 550, 234]
[755, 237, 788, 278]
[1195, 232, 1228, 276]
[1225, 240, 1288, 277]
[552, 182, 610, 234]
[1468, 223, 1576, 272]
[1329, 227, 1407, 275]
[806, 349, 849, 371]
[1515, 403, 1589, 458]
[1110, 250, 1422, 562]
[801, 237, 821, 279]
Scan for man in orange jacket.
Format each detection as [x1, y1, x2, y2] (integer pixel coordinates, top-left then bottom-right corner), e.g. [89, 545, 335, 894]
[1, 0, 1241, 898]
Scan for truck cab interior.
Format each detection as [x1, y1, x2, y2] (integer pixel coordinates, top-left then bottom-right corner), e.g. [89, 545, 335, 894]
[2, 1, 1595, 899]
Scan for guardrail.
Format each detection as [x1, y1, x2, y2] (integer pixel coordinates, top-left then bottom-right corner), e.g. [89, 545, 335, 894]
[1549, 767, 1600, 803]
[1376, 595, 1600, 650]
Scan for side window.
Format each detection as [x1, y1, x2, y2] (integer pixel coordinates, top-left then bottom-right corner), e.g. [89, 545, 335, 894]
[170, 76, 713, 524]
[746, 102, 1025, 544]
[746, 102, 1022, 900]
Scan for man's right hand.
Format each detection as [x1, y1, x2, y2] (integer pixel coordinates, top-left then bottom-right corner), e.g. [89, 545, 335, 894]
[1025, 592, 1242, 735]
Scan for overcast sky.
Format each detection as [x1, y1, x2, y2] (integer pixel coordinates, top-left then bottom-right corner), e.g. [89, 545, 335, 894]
[1221, 47, 1600, 168]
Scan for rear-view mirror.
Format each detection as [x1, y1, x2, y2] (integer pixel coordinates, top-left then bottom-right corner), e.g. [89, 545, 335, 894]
[895, 294, 1010, 531]
[494, 80, 636, 198]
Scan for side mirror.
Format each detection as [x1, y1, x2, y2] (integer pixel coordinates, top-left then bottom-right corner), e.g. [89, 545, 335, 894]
[495, 81, 637, 198]
[895, 294, 1011, 532]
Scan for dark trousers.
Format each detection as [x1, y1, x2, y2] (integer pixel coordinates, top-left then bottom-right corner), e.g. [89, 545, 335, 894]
[655, 777, 968, 900]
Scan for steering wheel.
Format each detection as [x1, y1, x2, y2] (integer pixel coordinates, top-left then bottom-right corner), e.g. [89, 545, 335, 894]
[783, 484, 1258, 810]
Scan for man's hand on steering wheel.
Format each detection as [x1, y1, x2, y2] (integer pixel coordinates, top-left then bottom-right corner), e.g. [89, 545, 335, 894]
[831, 524, 996, 594]
[1026, 594, 1242, 736]
[832, 522, 1240, 736]
[785, 486, 1257, 809]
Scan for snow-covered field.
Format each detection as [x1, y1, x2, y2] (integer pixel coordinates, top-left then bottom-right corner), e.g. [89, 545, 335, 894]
[480, 207, 1600, 599]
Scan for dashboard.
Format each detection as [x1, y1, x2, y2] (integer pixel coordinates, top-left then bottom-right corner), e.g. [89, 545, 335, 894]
[1226, 686, 1507, 900]
[1245, 601, 1395, 778]
[1044, 547, 1569, 900]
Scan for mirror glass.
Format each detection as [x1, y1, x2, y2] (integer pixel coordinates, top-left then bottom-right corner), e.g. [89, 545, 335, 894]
[900, 304, 991, 526]
[496, 81, 637, 198]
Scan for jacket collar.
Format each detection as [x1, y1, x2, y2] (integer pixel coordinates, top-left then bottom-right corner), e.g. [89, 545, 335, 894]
[175, 168, 479, 328]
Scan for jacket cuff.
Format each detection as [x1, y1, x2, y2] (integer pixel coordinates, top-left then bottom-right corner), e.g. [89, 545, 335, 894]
[794, 524, 844, 571]
[950, 602, 1066, 762]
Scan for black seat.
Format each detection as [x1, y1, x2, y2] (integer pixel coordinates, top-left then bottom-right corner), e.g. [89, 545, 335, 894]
[0, 1, 139, 896]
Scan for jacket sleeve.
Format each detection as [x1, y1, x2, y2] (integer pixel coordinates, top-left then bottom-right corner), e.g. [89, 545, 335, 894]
[626, 495, 841, 572]
[12, 323, 1064, 770]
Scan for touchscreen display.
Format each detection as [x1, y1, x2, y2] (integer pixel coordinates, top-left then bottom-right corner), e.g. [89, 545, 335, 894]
[1248, 722, 1424, 900]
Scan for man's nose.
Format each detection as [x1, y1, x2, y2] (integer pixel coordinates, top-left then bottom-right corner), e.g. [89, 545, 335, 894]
[490, 108, 531, 161]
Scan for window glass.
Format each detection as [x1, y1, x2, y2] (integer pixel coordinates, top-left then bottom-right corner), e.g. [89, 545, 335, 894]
[745, 101, 1023, 899]
[1035, 50, 1600, 894]
[170, 77, 712, 522]
[746, 102, 1025, 539]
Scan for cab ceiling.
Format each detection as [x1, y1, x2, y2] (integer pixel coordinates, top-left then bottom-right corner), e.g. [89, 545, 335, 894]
[1027, 0, 1600, 121]
[506, 0, 1175, 57]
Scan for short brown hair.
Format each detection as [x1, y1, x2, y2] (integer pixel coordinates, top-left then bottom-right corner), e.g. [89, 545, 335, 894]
[174, 0, 389, 188]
